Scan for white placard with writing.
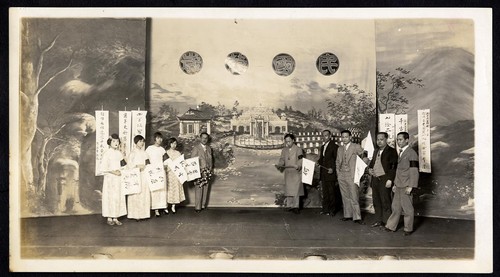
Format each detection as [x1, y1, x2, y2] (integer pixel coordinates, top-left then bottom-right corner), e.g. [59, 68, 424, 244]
[301, 158, 315, 185]
[165, 154, 188, 184]
[379, 113, 395, 147]
[121, 167, 141, 195]
[417, 109, 432, 173]
[184, 157, 201, 181]
[95, 110, 109, 176]
[145, 164, 165, 191]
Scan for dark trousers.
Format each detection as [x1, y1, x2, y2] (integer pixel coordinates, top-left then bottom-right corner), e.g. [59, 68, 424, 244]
[321, 180, 337, 213]
[371, 175, 392, 223]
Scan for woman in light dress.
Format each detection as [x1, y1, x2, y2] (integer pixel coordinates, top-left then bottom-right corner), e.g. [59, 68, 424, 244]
[145, 132, 168, 217]
[165, 137, 186, 214]
[126, 135, 151, 221]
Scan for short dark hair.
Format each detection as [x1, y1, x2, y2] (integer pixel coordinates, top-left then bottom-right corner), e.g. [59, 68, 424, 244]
[200, 132, 210, 138]
[153, 132, 163, 139]
[107, 133, 120, 145]
[284, 133, 296, 141]
[322, 129, 331, 136]
[133, 135, 145, 144]
[377, 132, 389, 139]
[397, 132, 410, 140]
[167, 137, 177, 147]
[340, 130, 352, 136]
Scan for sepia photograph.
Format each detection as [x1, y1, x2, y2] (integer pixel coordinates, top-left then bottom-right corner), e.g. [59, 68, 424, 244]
[9, 8, 492, 273]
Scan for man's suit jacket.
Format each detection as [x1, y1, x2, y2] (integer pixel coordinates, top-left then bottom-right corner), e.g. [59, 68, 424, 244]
[318, 140, 339, 181]
[335, 142, 364, 177]
[368, 145, 399, 182]
[394, 147, 419, 188]
[191, 143, 213, 171]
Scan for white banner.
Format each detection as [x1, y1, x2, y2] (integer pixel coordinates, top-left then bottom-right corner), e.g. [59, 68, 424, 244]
[184, 157, 201, 181]
[165, 154, 188, 184]
[417, 109, 432, 173]
[361, 130, 375, 160]
[145, 164, 165, 191]
[121, 167, 141, 195]
[379, 113, 395, 147]
[119, 111, 132, 158]
[301, 158, 315, 185]
[95, 110, 109, 176]
[354, 155, 368, 187]
[395, 114, 408, 152]
[132, 110, 147, 139]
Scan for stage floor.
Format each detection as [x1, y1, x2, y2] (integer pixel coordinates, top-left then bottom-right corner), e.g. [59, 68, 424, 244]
[20, 208, 474, 260]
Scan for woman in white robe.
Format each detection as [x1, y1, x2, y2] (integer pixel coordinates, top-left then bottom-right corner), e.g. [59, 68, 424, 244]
[127, 135, 151, 221]
[145, 132, 168, 217]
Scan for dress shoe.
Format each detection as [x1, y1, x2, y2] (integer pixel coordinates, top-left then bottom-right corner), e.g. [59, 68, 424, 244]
[371, 221, 383, 227]
[107, 219, 115, 226]
[319, 211, 330, 215]
[195, 209, 201, 213]
[113, 219, 122, 226]
[404, 231, 412, 236]
[339, 217, 352, 221]
[354, 220, 365, 225]
[384, 227, 395, 232]
[154, 211, 161, 217]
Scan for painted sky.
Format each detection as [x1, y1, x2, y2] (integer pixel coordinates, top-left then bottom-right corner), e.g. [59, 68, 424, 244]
[375, 19, 474, 71]
[150, 18, 376, 113]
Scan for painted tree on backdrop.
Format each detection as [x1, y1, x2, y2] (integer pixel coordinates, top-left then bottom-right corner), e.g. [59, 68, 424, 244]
[376, 67, 424, 114]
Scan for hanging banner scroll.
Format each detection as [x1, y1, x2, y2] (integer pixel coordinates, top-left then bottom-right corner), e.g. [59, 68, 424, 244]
[417, 109, 432, 173]
[301, 158, 315, 185]
[119, 111, 132, 157]
[132, 110, 147, 139]
[379, 113, 395, 147]
[165, 154, 188, 184]
[395, 114, 408, 152]
[184, 157, 201, 181]
[95, 110, 109, 176]
[121, 167, 141, 195]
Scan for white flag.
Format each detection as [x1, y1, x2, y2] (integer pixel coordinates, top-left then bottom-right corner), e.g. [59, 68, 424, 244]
[184, 157, 201, 181]
[417, 109, 432, 173]
[361, 130, 375, 160]
[119, 111, 132, 158]
[121, 167, 141, 195]
[165, 154, 188, 184]
[301, 158, 315, 185]
[354, 156, 368, 187]
[95, 110, 109, 176]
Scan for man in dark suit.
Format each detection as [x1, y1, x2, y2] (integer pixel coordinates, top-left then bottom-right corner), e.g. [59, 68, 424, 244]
[191, 132, 214, 213]
[368, 132, 398, 228]
[318, 130, 339, 216]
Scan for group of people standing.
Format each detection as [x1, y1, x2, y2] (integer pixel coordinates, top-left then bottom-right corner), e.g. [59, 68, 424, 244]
[278, 129, 420, 236]
[98, 131, 214, 226]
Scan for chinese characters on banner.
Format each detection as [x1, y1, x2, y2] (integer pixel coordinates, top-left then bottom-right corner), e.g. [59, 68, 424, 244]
[301, 158, 315, 185]
[395, 114, 408, 152]
[95, 111, 109, 176]
[379, 114, 396, 147]
[131, 110, 147, 139]
[119, 111, 132, 157]
[184, 157, 201, 181]
[165, 154, 188, 184]
[417, 109, 432, 173]
[145, 165, 165, 191]
[121, 167, 141, 195]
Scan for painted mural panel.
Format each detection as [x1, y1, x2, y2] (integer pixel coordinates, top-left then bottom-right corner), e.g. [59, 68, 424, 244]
[375, 19, 474, 219]
[149, 19, 377, 209]
[20, 18, 147, 217]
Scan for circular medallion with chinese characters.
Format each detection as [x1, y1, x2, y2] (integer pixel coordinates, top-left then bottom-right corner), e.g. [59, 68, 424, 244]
[316, 52, 339, 76]
[225, 52, 249, 75]
[179, 51, 203, 74]
[272, 53, 295, 76]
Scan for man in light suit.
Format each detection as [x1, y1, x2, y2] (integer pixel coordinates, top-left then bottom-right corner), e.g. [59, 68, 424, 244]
[276, 133, 304, 214]
[368, 132, 399, 228]
[191, 132, 214, 213]
[318, 130, 339, 216]
[385, 132, 419, 236]
[336, 130, 365, 224]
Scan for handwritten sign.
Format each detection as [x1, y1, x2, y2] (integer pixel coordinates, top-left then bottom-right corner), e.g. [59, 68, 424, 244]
[301, 158, 315, 185]
[165, 154, 188, 184]
[132, 110, 147, 139]
[395, 114, 408, 152]
[121, 167, 141, 195]
[145, 164, 165, 191]
[95, 110, 109, 176]
[417, 109, 432, 173]
[379, 113, 395, 147]
[184, 157, 201, 181]
[119, 111, 132, 158]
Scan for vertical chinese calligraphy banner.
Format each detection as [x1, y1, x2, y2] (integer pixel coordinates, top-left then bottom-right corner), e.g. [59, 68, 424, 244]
[119, 111, 132, 157]
[95, 111, 109, 176]
[417, 109, 432, 173]
[379, 114, 395, 146]
[131, 110, 147, 139]
[395, 114, 408, 152]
